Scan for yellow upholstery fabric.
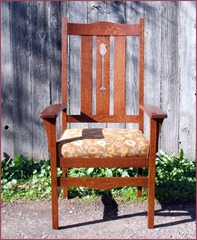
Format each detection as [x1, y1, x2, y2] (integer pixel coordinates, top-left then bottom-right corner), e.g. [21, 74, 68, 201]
[58, 128, 149, 158]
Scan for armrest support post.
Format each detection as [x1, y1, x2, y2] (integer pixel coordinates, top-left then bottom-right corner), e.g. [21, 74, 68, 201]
[42, 118, 57, 154]
[140, 104, 167, 153]
[40, 103, 67, 152]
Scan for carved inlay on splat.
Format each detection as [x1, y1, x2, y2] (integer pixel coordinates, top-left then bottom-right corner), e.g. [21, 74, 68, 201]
[99, 43, 107, 56]
[99, 43, 107, 90]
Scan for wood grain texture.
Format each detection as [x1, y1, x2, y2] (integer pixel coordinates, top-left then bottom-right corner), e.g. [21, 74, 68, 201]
[1, 2, 196, 159]
[144, 3, 161, 139]
[31, 2, 51, 159]
[67, 1, 87, 116]
[60, 157, 149, 168]
[140, 104, 167, 119]
[139, 18, 145, 132]
[67, 34, 81, 115]
[61, 18, 68, 131]
[67, 1, 88, 130]
[81, 36, 93, 115]
[40, 104, 67, 119]
[11, 2, 34, 157]
[59, 177, 148, 190]
[68, 22, 139, 36]
[44, 118, 59, 229]
[2, 1, 195, 231]
[1, 2, 15, 158]
[144, 2, 161, 105]
[160, 2, 179, 156]
[178, 1, 196, 158]
[50, 2, 62, 105]
[96, 37, 110, 115]
[148, 118, 157, 229]
[106, 1, 126, 129]
[47, 17, 160, 229]
[37, 4, 167, 230]
[87, 1, 108, 130]
[125, 1, 144, 130]
[49, 2, 62, 137]
[125, 36, 139, 117]
[114, 36, 126, 115]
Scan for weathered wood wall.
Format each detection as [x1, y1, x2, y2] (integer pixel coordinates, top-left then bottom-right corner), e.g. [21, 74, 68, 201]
[2, 1, 196, 160]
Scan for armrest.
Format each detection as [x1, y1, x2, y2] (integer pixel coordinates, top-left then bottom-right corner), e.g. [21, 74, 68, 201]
[40, 103, 67, 119]
[140, 104, 167, 119]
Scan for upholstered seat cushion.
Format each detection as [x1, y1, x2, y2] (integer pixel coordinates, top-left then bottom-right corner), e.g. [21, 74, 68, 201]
[58, 128, 149, 158]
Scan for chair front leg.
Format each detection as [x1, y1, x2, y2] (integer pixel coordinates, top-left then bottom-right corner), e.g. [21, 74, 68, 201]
[43, 118, 59, 229]
[147, 118, 157, 229]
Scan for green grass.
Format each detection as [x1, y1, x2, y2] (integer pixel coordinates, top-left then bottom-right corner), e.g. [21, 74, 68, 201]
[1, 149, 196, 203]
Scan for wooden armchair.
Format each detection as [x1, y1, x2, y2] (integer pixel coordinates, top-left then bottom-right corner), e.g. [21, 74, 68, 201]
[40, 18, 167, 229]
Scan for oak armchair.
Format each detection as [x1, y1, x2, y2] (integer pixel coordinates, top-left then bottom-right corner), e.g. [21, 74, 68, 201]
[40, 18, 167, 229]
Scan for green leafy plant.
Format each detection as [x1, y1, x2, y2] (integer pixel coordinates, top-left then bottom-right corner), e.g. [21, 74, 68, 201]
[1, 150, 196, 203]
[1, 155, 40, 181]
[155, 149, 196, 202]
[1, 155, 61, 202]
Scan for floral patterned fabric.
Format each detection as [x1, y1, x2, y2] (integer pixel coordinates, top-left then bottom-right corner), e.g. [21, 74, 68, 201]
[58, 128, 149, 158]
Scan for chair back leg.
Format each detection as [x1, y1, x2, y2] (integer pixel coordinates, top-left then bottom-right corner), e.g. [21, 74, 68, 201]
[62, 168, 68, 199]
[137, 168, 143, 198]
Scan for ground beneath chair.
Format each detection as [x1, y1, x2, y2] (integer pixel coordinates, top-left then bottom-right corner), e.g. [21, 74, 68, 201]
[2, 198, 196, 239]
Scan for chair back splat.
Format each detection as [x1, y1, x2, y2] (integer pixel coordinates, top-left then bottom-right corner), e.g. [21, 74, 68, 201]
[62, 19, 144, 128]
[40, 18, 167, 230]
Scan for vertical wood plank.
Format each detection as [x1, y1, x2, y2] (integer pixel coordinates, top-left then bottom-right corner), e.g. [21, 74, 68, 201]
[160, 1, 179, 155]
[49, 2, 62, 137]
[49, 2, 62, 104]
[31, 1, 51, 159]
[96, 37, 110, 115]
[139, 18, 144, 132]
[67, 34, 81, 115]
[88, 1, 108, 22]
[60, 2, 69, 198]
[125, 1, 144, 130]
[106, 1, 125, 23]
[61, 1, 68, 19]
[178, 1, 196, 158]
[144, 2, 161, 104]
[68, 1, 88, 129]
[1, 2, 14, 158]
[125, 35, 139, 117]
[68, 1, 87, 116]
[106, 1, 126, 129]
[144, 2, 161, 139]
[61, 17, 68, 131]
[81, 36, 93, 115]
[10, 2, 34, 158]
[114, 36, 126, 115]
[88, 1, 108, 128]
